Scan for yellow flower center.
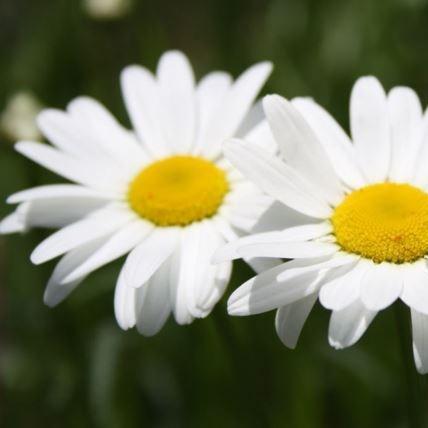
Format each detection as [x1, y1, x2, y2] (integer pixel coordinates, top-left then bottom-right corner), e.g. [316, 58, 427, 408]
[332, 183, 428, 263]
[128, 156, 229, 227]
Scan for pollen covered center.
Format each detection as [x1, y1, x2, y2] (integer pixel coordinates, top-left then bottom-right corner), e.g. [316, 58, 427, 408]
[332, 183, 428, 263]
[128, 156, 229, 226]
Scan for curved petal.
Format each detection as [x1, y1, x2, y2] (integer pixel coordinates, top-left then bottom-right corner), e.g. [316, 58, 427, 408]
[360, 262, 403, 311]
[120, 65, 167, 157]
[275, 293, 318, 349]
[43, 238, 107, 307]
[31, 205, 133, 264]
[411, 308, 428, 374]
[202, 62, 272, 158]
[388, 87, 423, 183]
[400, 261, 428, 315]
[224, 139, 333, 218]
[135, 258, 172, 336]
[156, 50, 196, 153]
[350, 76, 390, 183]
[114, 265, 137, 330]
[263, 95, 343, 205]
[328, 299, 377, 349]
[122, 227, 179, 288]
[319, 260, 369, 310]
[292, 97, 366, 189]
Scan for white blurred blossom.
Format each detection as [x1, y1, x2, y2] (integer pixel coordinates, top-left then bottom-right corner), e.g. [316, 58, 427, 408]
[83, 0, 132, 19]
[0, 92, 42, 141]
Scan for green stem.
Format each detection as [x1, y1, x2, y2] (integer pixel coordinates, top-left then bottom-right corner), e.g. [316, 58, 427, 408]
[394, 304, 424, 428]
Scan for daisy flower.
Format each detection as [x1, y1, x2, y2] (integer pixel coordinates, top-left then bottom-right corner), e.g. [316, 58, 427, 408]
[215, 76, 428, 373]
[0, 50, 276, 336]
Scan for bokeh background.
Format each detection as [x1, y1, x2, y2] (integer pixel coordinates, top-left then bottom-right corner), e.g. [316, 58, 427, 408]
[1, 0, 428, 426]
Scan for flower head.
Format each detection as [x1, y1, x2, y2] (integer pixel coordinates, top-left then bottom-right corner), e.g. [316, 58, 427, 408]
[1, 51, 274, 336]
[215, 77, 428, 373]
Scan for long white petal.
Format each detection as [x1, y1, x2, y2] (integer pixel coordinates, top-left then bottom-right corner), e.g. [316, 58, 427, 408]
[16, 141, 127, 193]
[43, 238, 107, 307]
[7, 184, 115, 204]
[31, 205, 132, 264]
[202, 62, 272, 158]
[292, 97, 366, 189]
[328, 299, 377, 349]
[350, 76, 390, 183]
[238, 241, 338, 259]
[213, 222, 332, 263]
[60, 220, 152, 283]
[400, 261, 428, 315]
[224, 139, 333, 218]
[194, 71, 232, 154]
[411, 309, 428, 374]
[263, 95, 343, 205]
[157, 50, 196, 153]
[0, 210, 27, 234]
[388, 87, 423, 182]
[123, 227, 179, 288]
[120, 65, 167, 157]
[114, 265, 137, 330]
[135, 258, 171, 336]
[67, 97, 148, 169]
[360, 262, 403, 310]
[227, 261, 326, 316]
[275, 293, 318, 349]
[169, 245, 194, 325]
[319, 260, 369, 310]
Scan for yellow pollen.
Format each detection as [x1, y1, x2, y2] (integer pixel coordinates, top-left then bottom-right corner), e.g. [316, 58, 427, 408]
[332, 183, 428, 263]
[128, 156, 229, 227]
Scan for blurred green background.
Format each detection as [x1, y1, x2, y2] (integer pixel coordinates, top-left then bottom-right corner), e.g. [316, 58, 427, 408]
[1, 0, 428, 426]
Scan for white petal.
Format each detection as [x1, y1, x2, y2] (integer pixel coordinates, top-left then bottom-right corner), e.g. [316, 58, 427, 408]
[252, 201, 319, 234]
[276, 254, 357, 282]
[400, 261, 428, 315]
[123, 227, 179, 288]
[388, 87, 423, 182]
[213, 222, 332, 263]
[114, 265, 137, 330]
[194, 71, 232, 153]
[67, 97, 148, 169]
[31, 205, 132, 264]
[319, 260, 369, 310]
[227, 261, 325, 316]
[121, 65, 167, 157]
[412, 112, 428, 188]
[135, 258, 171, 336]
[7, 184, 115, 204]
[43, 238, 107, 307]
[0, 210, 27, 234]
[360, 262, 403, 310]
[328, 299, 377, 349]
[243, 119, 277, 155]
[59, 220, 152, 283]
[156, 50, 196, 153]
[15, 141, 126, 193]
[169, 244, 194, 325]
[202, 62, 272, 158]
[292, 97, 366, 189]
[275, 293, 318, 349]
[238, 241, 338, 259]
[350, 76, 390, 183]
[263, 95, 343, 205]
[37, 109, 94, 156]
[17, 198, 110, 229]
[235, 99, 264, 138]
[411, 309, 428, 374]
[224, 139, 332, 218]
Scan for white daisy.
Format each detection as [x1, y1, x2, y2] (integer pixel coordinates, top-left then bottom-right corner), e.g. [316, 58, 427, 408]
[0, 50, 276, 336]
[215, 76, 428, 373]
